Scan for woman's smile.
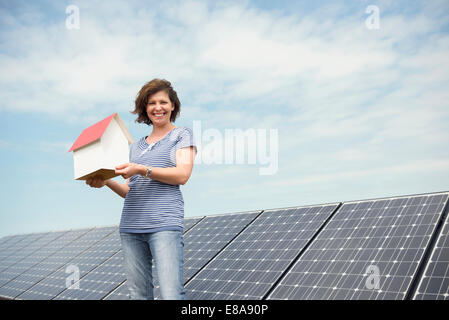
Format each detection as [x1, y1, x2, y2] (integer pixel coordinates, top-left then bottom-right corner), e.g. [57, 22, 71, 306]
[152, 111, 167, 119]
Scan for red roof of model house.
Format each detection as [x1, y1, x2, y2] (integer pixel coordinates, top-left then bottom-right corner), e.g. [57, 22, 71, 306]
[68, 113, 132, 152]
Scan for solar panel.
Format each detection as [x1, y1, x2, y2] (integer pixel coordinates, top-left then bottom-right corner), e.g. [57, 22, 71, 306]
[0, 235, 23, 265]
[185, 204, 340, 299]
[0, 232, 55, 271]
[0, 235, 22, 252]
[267, 193, 448, 300]
[16, 227, 119, 300]
[0, 227, 114, 299]
[0, 233, 40, 258]
[53, 250, 126, 300]
[0, 231, 68, 287]
[413, 200, 449, 300]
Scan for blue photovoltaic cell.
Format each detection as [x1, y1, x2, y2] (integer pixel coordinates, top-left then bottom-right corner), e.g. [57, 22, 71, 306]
[0, 227, 113, 299]
[17, 227, 119, 300]
[268, 193, 448, 300]
[414, 201, 449, 300]
[185, 204, 340, 299]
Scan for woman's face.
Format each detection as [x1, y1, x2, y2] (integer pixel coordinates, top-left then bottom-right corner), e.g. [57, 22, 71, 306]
[146, 90, 174, 126]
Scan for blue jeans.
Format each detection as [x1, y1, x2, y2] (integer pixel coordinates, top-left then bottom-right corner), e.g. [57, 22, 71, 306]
[120, 231, 185, 300]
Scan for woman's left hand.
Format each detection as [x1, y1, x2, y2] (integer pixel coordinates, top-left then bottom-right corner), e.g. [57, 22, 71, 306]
[115, 163, 144, 179]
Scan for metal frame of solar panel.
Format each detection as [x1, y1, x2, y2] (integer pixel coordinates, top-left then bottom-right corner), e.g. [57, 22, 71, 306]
[185, 203, 340, 299]
[0, 227, 115, 299]
[16, 226, 119, 300]
[413, 197, 449, 300]
[267, 192, 449, 300]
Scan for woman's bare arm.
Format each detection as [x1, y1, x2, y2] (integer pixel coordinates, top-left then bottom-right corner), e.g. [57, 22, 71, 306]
[105, 179, 130, 198]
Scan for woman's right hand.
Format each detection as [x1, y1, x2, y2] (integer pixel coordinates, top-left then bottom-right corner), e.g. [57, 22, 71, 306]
[86, 176, 108, 188]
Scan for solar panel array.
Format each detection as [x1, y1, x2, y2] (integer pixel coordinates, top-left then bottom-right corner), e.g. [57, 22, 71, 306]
[18, 227, 119, 300]
[0, 228, 93, 298]
[0, 191, 448, 300]
[185, 204, 340, 299]
[267, 193, 448, 300]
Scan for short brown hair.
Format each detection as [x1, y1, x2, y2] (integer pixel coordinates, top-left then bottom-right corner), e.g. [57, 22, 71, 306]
[131, 79, 181, 125]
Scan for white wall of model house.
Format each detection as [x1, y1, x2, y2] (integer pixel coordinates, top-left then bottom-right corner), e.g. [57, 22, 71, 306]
[73, 116, 131, 180]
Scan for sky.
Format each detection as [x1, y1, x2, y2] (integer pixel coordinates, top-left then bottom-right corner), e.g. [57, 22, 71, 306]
[0, 0, 448, 238]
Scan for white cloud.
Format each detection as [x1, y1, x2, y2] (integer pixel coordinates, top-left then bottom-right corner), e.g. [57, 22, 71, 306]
[1, 0, 448, 195]
[1, 0, 443, 119]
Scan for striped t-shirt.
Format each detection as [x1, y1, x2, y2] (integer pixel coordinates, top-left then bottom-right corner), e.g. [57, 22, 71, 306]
[119, 126, 197, 233]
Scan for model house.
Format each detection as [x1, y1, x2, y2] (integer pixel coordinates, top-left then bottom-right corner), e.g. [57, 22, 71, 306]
[68, 113, 134, 180]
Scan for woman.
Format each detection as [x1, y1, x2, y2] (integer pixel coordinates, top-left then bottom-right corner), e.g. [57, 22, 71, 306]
[86, 79, 196, 300]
